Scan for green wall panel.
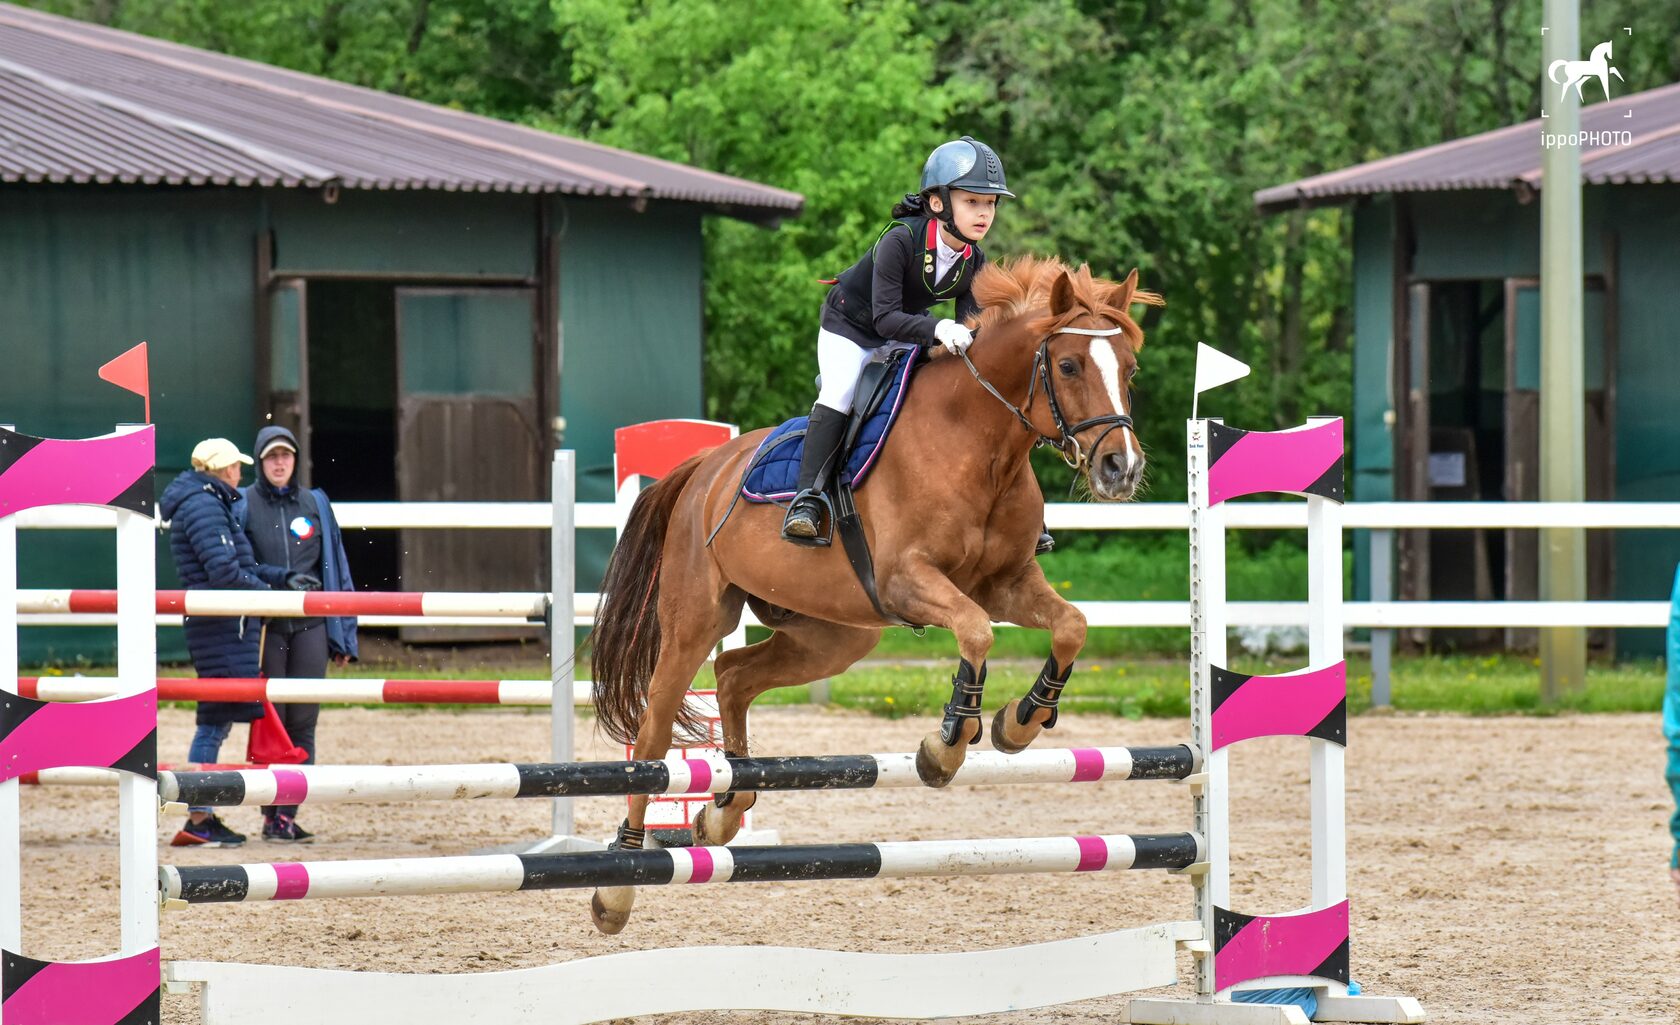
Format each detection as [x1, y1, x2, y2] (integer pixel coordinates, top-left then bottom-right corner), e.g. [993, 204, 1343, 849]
[556, 199, 705, 585]
[398, 289, 535, 395]
[270, 189, 538, 279]
[0, 185, 261, 664]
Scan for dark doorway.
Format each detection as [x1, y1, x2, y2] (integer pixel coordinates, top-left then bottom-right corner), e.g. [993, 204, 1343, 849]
[307, 280, 401, 590]
[1397, 276, 1616, 651]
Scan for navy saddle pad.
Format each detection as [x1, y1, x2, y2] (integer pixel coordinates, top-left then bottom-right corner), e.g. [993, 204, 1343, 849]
[742, 350, 917, 502]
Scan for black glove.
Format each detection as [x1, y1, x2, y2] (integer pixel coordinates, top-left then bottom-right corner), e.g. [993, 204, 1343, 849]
[285, 572, 323, 591]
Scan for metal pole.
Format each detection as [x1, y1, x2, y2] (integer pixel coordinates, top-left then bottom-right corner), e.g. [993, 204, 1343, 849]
[1539, 0, 1587, 699]
[1371, 528, 1393, 708]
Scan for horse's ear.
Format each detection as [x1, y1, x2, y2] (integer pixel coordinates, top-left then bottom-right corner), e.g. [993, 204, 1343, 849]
[1106, 268, 1140, 310]
[1048, 270, 1077, 316]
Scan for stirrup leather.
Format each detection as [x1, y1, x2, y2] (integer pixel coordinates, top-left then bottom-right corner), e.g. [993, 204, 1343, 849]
[938, 659, 988, 745]
[1014, 655, 1073, 731]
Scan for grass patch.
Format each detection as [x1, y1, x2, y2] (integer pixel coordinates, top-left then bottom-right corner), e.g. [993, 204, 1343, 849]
[33, 652, 1663, 720]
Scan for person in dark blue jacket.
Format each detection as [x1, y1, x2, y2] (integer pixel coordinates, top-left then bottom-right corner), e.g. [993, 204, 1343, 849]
[160, 437, 289, 847]
[238, 424, 358, 844]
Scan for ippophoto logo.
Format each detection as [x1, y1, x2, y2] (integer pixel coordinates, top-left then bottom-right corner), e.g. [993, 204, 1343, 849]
[1539, 29, 1634, 151]
[1547, 41, 1624, 102]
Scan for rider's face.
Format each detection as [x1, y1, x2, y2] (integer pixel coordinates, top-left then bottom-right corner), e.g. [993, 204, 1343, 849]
[930, 189, 997, 243]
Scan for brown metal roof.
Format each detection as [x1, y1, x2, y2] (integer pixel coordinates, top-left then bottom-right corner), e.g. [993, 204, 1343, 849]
[0, 3, 803, 222]
[1255, 80, 1680, 214]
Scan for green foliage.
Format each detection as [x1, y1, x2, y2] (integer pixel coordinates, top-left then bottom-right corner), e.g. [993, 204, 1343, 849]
[28, 0, 1678, 501]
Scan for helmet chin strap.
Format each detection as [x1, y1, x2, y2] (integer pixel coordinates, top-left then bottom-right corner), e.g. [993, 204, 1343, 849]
[932, 186, 978, 246]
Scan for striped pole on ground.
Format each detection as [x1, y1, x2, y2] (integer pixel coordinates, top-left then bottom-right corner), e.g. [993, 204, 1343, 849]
[15, 589, 547, 619]
[160, 834, 1204, 904]
[159, 746, 1200, 807]
[17, 677, 566, 706]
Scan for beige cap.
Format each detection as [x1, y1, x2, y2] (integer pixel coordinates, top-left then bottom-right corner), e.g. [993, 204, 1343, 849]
[190, 438, 253, 472]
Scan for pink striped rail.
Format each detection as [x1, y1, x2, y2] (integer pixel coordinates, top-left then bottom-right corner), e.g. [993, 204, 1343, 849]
[17, 677, 560, 706]
[15, 589, 547, 619]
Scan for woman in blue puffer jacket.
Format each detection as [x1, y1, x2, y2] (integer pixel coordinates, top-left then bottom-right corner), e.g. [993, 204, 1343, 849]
[159, 437, 288, 847]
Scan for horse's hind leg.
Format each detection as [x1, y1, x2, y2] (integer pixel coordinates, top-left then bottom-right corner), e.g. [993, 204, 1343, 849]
[694, 608, 881, 846]
[590, 589, 744, 935]
[975, 563, 1087, 754]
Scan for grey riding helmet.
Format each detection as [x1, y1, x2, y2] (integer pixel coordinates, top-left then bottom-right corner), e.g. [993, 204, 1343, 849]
[920, 136, 1015, 198]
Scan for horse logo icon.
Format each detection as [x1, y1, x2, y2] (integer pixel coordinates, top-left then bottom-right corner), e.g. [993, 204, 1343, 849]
[1548, 40, 1624, 102]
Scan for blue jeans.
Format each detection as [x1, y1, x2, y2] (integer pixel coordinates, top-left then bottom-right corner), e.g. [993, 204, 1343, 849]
[187, 722, 232, 814]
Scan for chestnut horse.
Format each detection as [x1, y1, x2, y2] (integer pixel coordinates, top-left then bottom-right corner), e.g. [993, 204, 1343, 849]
[586, 257, 1163, 932]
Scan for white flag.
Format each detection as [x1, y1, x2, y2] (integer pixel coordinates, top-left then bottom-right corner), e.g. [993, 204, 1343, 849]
[1193, 342, 1250, 398]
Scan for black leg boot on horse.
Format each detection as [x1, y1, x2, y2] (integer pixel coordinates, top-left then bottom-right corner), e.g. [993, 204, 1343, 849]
[991, 655, 1072, 753]
[781, 403, 849, 545]
[916, 659, 987, 786]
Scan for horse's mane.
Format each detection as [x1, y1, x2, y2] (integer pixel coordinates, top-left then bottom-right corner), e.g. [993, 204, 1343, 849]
[965, 256, 1164, 348]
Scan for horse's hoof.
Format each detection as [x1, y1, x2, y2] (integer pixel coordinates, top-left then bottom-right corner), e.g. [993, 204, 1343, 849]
[990, 701, 1037, 754]
[590, 886, 636, 935]
[693, 796, 753, 846]
[915, 730, 968, 787]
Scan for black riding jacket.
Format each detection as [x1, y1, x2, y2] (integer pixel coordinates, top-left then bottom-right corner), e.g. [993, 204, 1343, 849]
[821, 215, 987, 350]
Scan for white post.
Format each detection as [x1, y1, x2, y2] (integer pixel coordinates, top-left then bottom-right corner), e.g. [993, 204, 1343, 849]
[1306, 418, 1348, 1001]
[1186, 417, 1227, 1002]
[504, 450, 603, 855]
[0, 423, 19, 955]
[114, 489, 158, 954]
[550, 449, 575, 841]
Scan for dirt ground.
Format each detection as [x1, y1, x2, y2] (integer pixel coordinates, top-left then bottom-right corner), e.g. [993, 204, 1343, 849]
[16, 705, 1678, 1025]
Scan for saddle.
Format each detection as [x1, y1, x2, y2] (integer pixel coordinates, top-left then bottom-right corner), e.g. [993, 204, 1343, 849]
[717, 348, 920, 626]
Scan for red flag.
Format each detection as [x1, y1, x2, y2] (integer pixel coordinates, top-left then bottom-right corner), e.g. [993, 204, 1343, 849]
[98, 342, 150, 423]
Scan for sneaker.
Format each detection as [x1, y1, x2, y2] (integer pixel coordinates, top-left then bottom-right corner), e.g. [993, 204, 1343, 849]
[171, 814, 246, 848]
[262, 814, 315, 844]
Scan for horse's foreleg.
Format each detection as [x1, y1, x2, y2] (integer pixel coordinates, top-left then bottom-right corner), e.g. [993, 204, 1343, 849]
[978, 565, 1087, 754]
[885, 564, 996, 787]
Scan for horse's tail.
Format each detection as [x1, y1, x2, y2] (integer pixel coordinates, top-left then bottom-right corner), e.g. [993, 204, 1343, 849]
[589, 455, 709, 748]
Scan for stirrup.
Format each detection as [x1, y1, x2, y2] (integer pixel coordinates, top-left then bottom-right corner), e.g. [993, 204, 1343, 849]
[780, 490, 834, 548]
[1035, 529, 1055, 555]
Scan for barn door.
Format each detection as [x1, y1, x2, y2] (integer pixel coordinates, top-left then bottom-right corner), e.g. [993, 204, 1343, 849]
[1503, 278, 1615, 649]
[264, 278, 312, 486]
[395, 287, 544, 641]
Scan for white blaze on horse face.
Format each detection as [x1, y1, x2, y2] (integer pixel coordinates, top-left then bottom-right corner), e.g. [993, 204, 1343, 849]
[1087, 339, 1142, 474]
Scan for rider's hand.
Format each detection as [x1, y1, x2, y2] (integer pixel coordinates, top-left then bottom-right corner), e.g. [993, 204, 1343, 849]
[934, 319, 973, 355]
[285, 572, 323, 591]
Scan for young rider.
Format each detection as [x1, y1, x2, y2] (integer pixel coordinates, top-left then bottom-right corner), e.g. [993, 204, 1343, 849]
[783, 136, 1050, 554]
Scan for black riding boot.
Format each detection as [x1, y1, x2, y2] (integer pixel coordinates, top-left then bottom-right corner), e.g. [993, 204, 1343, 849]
[781, 403, 849, 544]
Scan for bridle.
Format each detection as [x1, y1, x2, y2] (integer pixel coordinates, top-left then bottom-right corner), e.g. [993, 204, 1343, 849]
[959, 323, 1135, 471]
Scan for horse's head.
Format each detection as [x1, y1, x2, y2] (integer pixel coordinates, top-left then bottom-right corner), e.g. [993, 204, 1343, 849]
[967, 258, 1164, 501]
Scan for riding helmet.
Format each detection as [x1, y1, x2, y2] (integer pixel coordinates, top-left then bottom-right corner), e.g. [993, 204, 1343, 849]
[919, 137, 1015, 198]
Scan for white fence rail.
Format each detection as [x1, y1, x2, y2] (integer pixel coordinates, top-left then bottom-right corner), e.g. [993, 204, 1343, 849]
[18, 499, 1677, 708]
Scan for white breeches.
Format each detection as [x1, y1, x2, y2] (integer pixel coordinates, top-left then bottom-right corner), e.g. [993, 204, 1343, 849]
[815, 329, 917, 412]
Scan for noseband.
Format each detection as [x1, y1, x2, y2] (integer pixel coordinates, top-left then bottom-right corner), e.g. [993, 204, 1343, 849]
[959, 324, 1135, 471]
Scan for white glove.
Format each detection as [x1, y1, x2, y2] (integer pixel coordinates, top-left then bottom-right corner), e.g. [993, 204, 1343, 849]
[934, 319, 973, 355]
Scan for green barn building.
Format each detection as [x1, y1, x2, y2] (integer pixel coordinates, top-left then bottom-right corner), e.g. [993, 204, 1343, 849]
[1258, 81, 1679, 652]
[0, 4, 800, 661]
